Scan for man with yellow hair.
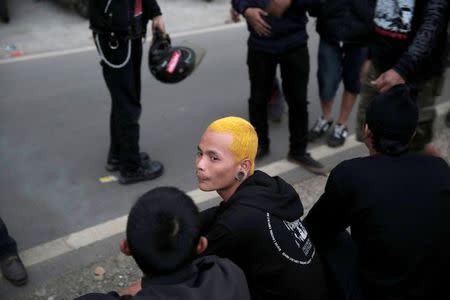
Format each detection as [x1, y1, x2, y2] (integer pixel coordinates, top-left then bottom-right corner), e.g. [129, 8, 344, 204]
[196, 116, 329, 300]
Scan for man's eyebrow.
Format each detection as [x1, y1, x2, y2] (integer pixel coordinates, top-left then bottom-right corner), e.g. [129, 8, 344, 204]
[197, 145, 219, 156]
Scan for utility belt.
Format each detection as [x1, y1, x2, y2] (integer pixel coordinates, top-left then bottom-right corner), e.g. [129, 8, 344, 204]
[93, 30, 146, 69]
[89, 0, 146, 68]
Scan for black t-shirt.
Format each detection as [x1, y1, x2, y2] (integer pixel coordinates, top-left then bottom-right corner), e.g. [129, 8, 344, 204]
[305, 153, 450, 300]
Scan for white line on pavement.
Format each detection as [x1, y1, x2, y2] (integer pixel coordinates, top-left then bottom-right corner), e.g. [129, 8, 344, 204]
[18, 133, 363, 268]
[17, 100, 450, 269]
[0, 23, 245, 65]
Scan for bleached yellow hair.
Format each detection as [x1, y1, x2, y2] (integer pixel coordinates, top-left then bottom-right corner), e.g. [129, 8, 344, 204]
[207, 116, 258, 174]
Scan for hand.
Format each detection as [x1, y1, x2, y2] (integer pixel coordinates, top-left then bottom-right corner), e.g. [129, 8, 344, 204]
[370, 69, 405, 93]
[117, 280, 142, 297]
[244, 8, 271, 37]
[230, 7, 241, 23]
[266, 0, 292, 17]
[152, 15, 166, 34]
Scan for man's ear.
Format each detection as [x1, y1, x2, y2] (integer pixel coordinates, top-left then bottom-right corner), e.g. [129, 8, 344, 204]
[196, 236, 208, 255]
[240, 159, 252, 176]
[120, 239, 132, 256]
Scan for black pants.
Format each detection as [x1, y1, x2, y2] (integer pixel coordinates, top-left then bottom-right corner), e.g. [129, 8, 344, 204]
[0, 217, 17, 259]
[100, 38, 143, 172]
[247, 45, 310, 155]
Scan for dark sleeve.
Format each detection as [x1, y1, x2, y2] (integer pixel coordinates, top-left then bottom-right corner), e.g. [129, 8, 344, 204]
[303, 169, 353, 247]
[143, 0, 162, 20]
[231, 0, 269, 15]
[393, 0, 449, 81]
[201, 223, 240, 260]
[200, 206, 220, 235]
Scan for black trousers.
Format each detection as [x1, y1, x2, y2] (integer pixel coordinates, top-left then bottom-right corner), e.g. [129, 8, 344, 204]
[247, 45, 310, 155]
[100, 38, 143, 172]
[0, 217, 17, 259]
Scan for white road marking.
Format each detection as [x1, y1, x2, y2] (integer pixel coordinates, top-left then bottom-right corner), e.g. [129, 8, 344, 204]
[0, 23, 245, 65]
[17, 100, 450, 268]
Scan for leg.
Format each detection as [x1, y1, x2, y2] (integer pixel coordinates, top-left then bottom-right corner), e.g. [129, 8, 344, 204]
[0, 217, 17, 258]
[102, 39, 142, 172]
[281, 45, 325, 174]
[338, 45, 368, 126]
[279, 45, 310, 155]
[317, 38, 342, 121]
[355, 63, 380, 142]
[0, 217, 27, 286]
[268, 75, 286, 122]
[309, 39, 341, 142]
[409, 77, 440, 156]
[247, 48, 277, 154]
[336, 91, 357, 126]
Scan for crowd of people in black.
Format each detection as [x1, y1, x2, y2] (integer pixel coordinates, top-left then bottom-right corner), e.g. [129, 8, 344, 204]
[1, 0, 450, 299]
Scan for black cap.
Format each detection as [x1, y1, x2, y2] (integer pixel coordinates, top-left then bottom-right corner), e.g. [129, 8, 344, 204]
[366, 84, 418, 143]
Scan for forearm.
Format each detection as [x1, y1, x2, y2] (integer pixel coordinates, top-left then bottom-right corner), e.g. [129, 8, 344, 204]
[394, 0, 449, 81]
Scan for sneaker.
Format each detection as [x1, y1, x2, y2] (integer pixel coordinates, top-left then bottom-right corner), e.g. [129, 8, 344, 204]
[256, 144, 270, 160]
[106, 152, 150, 172]
[308, 117, 333, 142]
[119, 160, 164, 185]
[287, 152, 326, 175]
[327, 124, 348, 147]
[0, 255, 28, 286]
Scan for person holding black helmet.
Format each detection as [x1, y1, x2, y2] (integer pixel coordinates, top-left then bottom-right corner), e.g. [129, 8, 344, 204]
[89, 0, 165, 184]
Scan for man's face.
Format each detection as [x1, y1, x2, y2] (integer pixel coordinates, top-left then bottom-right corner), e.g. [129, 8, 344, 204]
[196, 130, 240, 193]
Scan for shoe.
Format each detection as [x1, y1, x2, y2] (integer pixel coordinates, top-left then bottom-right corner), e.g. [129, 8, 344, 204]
[0, 255, 28, 286]
[308, 117, 333, 142]
[106, 152, 150, 172]
[287, 152, 325, 175]
[327, 124, 348, 147]
[119, 160, 164, 185]
[256, 144, 269, 160]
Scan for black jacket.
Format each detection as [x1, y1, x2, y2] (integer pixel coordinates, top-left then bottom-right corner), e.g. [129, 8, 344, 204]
[369, 0, 449, 83]
[201, 170, 328, 300]
[313, 0, 373, 44]
[232, 0, 315, 54]
[75, 256, 250, 300]
[305, 153, 450, 300]
[89, 0, 161, 37]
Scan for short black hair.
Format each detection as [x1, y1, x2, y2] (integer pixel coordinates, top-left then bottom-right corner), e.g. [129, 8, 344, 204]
[366, 84, 418, 155]
[126, 187, 200, 275]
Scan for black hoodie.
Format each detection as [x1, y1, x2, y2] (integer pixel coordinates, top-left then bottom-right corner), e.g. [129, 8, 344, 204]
[200, 171, 328, 300]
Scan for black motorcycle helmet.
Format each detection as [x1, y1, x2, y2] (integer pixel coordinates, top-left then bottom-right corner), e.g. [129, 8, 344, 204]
[148, 29, 204, 84]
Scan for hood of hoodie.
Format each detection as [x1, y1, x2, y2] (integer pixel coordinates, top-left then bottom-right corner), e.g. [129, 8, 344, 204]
[224, 170, 303, 221]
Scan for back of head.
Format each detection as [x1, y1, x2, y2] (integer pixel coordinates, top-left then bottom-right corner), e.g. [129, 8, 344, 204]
[126, 187, 200, 275]
[365, 84, 419, 155]
[207, 116, 258, 174]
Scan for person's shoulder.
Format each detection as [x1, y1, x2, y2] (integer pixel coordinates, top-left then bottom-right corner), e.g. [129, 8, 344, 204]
[332, 156, 369, 174]
[74, 292, 120, 300]
[199, 255, 245, 274]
